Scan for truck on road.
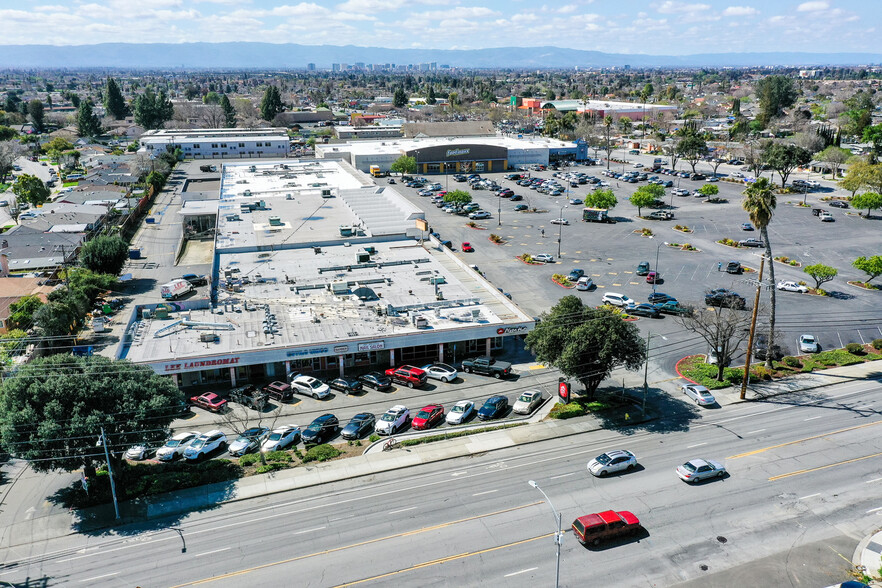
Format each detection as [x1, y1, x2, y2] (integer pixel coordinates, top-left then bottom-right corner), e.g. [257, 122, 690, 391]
[160, 279, 194, 300]
[583, 208, 613, 223]
[461, 356, 513, 379]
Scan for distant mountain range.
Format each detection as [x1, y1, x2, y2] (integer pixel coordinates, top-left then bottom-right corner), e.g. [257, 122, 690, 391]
[0, 43, 880, 69]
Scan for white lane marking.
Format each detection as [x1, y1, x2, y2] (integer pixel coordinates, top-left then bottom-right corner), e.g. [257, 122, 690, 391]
[745, 429, 765, 435]
[799, 493, 820, 500]
[804, 416, 824, 421]
[473, 490, 498, 497]
[80, 572, 118, 583]
[451, 471, 468, 477]
[866, 478, 882, 484]
[505, 567, 538, 577]
[867, 506, 882, 514]
[687, 442, 707, 448]
[550, 473, 576, 479]
[293, 526, 326, 535]
[388, 507, 417, 514]
[194, 547, 231, 558]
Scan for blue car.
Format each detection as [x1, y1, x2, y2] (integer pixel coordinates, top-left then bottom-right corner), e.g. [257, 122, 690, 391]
[478, 395, 509, 420]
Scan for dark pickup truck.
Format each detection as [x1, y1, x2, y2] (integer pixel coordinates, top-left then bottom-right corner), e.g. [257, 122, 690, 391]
[461, 356, 513, 379]
[229, 384, 268, 411]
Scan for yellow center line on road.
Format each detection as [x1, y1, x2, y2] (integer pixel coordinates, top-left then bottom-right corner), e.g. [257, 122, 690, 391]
[333, 531, 560, 587]
[769, 451, 882, 481]
[728, 419, 882, 460]
[169, 501, 545, 587]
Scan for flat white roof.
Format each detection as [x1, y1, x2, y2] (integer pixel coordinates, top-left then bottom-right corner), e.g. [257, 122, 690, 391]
[327, 135, 575, 157]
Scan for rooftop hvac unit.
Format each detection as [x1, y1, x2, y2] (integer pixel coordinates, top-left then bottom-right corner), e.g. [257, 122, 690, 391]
[413, 315, 429, 329]
[330, 281, 349, 295]
[269, 216, 282, 226]
[356, 250, 370, 263]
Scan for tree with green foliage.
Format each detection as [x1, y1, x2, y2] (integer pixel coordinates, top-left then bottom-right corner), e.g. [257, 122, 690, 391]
[525, 296, 646, 398]
[427, 86, 436, 105]
[0, 126, 16, 141]
[203, 91, 221, 105]
[27, 99, 45, 132]
[32, 299, 80, 337]
[259, 86, 284, 121]
[851, 191, 882, 219]
[630, 184, 664, 216]
[755, 75, 797, 128]
[390, 155, 417, 175]
[145, 170, 166, 194]
[731, 97, 741, 116]
[853, 255, 882, 285]
[763, 143, 811, 188]
[66, 268, 118, 300]
[817, 145, 852, 179]
[76, 100, 102, 138]
[443, 189, 472, 206]
[839, 160, 882, 196]
[134, 88, 174, 130]
[863, 124, 882, 162]
[104, 77, 129, 120]
[393, 87, 408, 108]
[220, 94, 237, 128]
[677, 134, 708, 175]
[0, 354, 184, 473]
[6, 295, 43, 330]
[584, 188, 617, 210]
[802, 263, 838, 290]
[79, 234, 129, 276]
[12, 174, 50, 207]
[602, 115, 614, 169]
[842, 90, 874, 138]
[618, 116, 632, 135]
[698, 184, 719, 198]
[44, 137, 74, 154]
[742, 177, 778, 368]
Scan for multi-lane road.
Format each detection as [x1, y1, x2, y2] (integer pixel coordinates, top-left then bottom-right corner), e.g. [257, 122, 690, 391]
[2, 377, 879, 587]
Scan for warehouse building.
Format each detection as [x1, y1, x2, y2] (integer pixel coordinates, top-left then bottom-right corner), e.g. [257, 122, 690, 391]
[139, 128, 290, 160]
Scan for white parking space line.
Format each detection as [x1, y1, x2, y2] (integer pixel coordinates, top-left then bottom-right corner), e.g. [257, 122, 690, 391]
[687, 442, 707, 448]
[80, 573, 118, 583]
[293, 526, 326, 535]
[473, 490, 498, 497]
[194, 547, 231, 558]
[388, 507, 417, 514]
[799, 493, 820, 500]
[504, 567, 538, 577]
[551, 472, 576, 479]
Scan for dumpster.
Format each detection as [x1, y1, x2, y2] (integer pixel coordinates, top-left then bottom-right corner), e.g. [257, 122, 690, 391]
[129, 248, 142, 259]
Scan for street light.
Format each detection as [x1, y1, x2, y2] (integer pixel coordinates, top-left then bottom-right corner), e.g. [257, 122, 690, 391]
[557, 204, 568, 258]
[498, 190, 501, 227]
[642, 332, 668, 414]
[528, 480, 562, 588]
[647, 237, 667, 295]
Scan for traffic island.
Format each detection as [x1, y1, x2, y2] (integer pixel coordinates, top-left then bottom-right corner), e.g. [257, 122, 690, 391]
[666, 242, 701, 252]
[488, 234, 505, 245]
[517, 253, 544, 265]
[551, 274, 576, 288]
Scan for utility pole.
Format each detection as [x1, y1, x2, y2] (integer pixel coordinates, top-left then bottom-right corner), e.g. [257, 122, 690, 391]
[642, 331, 651, 414]
[740, 255, 765, 400]
[100, 426, 121, 520]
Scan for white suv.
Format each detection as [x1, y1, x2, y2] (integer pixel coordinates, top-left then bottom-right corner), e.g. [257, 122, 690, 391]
[183, 430, 227, 461]
[375, 405, 410, 436]
[601, 292, 636, 308]
[155, 431, 201, 461]
[290, 374, 331, 399]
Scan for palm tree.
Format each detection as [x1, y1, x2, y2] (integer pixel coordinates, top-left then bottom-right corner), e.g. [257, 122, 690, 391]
[742, 177, 778, 368]
[603, 115, 614, 169]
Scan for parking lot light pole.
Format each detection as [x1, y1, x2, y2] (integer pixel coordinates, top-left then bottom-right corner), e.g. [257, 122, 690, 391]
[528, 480, 562, 588]
[642, 333, 667, 414]
[498, 192, 501, 227]
[557, 204, 568, 258]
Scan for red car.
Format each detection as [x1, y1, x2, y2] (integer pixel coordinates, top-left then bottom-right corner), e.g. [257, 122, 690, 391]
[189, 392, 227, 412]
[461, 242, 474, 252]
[384, 365, 428, 388]
[412, 404, 445, 430]
[571, 510, 641, 546]
[646, 271, 659, 283]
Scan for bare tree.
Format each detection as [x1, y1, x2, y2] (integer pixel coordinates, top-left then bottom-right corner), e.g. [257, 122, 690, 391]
[676, 301, 753, 381]
[218, 402, 284, 465]
[0, 141, 25, 183]
[201, 104, 226, 129]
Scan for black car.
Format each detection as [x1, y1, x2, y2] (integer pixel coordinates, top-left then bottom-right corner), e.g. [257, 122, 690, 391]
[514, 204, 528, 211]
[567, 269, 585, 282]
[358, 372, 392, 391]
[301, 414, 339, 445]
[705, 288, 746, 310]
[739, 238, 764, 248]
[328, 377, 363, 395]
[829, 200, 849, 209]
[629, 303, 660, 318]
[510, 194, 523, 201]
[477, 395, 508, 420]
[647, 292, 677, 304]
[341, 413, 376, 440]
[181, 273, 208, 286]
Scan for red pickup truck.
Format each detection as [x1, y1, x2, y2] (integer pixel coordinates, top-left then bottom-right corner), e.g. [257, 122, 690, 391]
[384, 365, 428, 388]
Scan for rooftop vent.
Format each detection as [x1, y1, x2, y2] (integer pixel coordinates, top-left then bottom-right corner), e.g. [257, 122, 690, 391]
[269, 216, 282, 226]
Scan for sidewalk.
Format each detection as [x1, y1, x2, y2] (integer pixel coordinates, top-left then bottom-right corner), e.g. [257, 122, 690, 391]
[855, 530, 882, 587]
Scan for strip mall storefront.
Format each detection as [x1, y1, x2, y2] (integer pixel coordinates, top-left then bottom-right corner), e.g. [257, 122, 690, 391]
[406, 144, 509, 175]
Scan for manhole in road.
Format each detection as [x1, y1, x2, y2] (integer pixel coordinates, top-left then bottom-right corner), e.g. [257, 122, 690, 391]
[699, 564, 709, 571]
[717, 536, 728, 543]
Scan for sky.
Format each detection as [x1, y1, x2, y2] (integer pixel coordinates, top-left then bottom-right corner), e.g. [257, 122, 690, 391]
[0, 0, 877, 55]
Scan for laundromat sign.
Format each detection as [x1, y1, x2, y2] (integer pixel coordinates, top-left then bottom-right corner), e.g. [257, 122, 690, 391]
[164, 357, 240, 372]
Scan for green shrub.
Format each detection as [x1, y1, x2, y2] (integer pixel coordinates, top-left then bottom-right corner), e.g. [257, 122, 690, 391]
[255, 462, 290, 475]
[846, 343, 865, 355]
[548, 402, 587, 420]
[368, 434, 380, 443]
[782, 356, 801, 368]
[751, 365, 773, 381]
[263, 450, 293, 463]
[302, 444, 342, 463]
[873, 339, 882, 350]
[238, 453, 261, 466]
[399, 423, 525, 446]
[682, 362, 743, 389]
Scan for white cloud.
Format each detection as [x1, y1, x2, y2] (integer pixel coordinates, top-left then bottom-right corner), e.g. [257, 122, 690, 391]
[797, 1, 829, 11]
[657, 1, 710, 14]
[32, 4, 70, 12]
[722, 6, 757, 16]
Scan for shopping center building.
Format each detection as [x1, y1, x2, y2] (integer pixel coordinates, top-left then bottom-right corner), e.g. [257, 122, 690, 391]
[117, 159, 534, 388]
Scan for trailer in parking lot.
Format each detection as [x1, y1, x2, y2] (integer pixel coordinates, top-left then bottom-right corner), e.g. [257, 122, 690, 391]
[583, 208, 613, 223]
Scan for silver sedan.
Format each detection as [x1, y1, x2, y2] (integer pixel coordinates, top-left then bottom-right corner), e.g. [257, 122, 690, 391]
[420, 363, 458, 383]
[676, 458, 726, 483]
[681, 384, 716, 406]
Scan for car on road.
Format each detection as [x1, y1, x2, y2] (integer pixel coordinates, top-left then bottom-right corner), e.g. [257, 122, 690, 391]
[576, 276, 595, 291]
[478, 395, 509, 420]
[512, 390, 543, 415]
[327, 377, 363, 395]
[740, 222, 754, 230]
[705, 288, 746, 309]
[125, 443, 152, 461]
[571, 510, 642, 546]
[156, 431, 201, 461]
[228, 427, 270, 457]
[799, 334, 820, 353]
[376, 405, 410, 435]
[189, 392, 228, 413]
[302, 414, 339, 445]
[601, 292, 636, 308]
[681, 384, 716, 406]
[412, 404, 445, 430]
[446, 400, 475, 425]
[828, 200, 849, 209]
[777, 281, 808, 293]
[420, 363, 458, 383]
[567, 268, 585, 282]
[385, 365, 428, 388]
[653, 300, 691, 316]
[461, 242, 474, 252]
[290, 374, 331, 399]
[533, 253, 554, 263]
[261, 425, 301, 451]
[359, 371, 392, 391]
[549, 218, 569, 225]
[587, 449, 638, 476]
[739, 238, 764, 248]
[183, 430, 227, 461]
[629, 303, 660, 318]
[647, 292, 676, 304]
[676, 458, 726, 483]
[469, 210, 492, 220]
[340, 413, 376, 440]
